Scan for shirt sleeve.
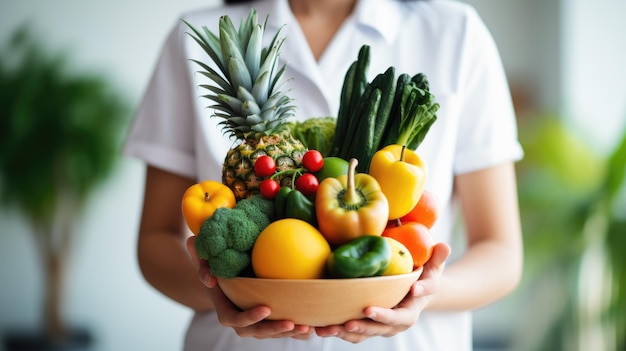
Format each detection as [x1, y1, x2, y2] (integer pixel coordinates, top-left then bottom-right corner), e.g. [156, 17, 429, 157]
[123, 20, 198, 179]
[453, 6, 524, 175]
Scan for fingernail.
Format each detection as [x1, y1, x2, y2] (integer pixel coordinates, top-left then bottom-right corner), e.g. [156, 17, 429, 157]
[347, 325, 360, 333]
[202, 273, 212, 286]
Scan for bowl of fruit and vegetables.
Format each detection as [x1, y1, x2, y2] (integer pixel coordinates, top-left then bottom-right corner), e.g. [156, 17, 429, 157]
[181, 9, 440, 326]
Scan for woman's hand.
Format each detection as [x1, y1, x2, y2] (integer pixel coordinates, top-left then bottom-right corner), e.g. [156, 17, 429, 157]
[185, 236, 314, 339]
[315, 242, 451, 343]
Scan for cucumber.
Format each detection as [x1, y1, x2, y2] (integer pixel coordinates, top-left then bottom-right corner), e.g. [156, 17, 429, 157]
[380, 73, 411, 148]
[331, 45, 370, 158]
[340, 82, 375, 160]
[353, 88, 381, 173]
[333, 47, 438, 161]
[330, 61, 357, 156]
[351, 45, 370, 112]
[370, 66, 397, 152]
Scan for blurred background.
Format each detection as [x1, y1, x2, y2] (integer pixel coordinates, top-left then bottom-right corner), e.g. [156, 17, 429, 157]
[0, 0, 624, 350]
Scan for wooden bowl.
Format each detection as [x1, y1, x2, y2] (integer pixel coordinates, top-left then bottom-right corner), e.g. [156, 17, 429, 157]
[216, 267, 423, 327]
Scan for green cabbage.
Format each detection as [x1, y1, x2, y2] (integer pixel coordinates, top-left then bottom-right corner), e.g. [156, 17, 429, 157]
[286, 117, 336, 156]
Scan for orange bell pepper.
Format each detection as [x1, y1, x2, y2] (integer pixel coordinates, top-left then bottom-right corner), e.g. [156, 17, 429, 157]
[368, 144, 427, 220]
[315, 158, 389, 246]
[181, 180, 236, 234]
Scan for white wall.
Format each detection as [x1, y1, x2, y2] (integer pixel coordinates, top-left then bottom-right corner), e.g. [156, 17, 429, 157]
[562, 0, 626, 154]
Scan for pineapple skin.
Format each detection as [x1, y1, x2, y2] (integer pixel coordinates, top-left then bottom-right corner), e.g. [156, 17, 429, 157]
[222, 132, 307, 200]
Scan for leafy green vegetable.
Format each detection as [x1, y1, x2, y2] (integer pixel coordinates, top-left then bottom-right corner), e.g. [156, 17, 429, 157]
[381, 73, 439, 150]
[285, 117, 336, 156]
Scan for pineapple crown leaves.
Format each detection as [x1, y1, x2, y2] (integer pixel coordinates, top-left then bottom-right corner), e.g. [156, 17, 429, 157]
[183, 9, 296, 140]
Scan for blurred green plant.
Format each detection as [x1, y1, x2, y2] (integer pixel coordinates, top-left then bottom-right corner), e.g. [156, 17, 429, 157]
[514, 114, 626, 351]
[0, 26, 129, 346]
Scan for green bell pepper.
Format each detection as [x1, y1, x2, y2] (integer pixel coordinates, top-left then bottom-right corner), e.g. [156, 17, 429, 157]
[327, 235, 392, 278]
[274, 186, 317, 226]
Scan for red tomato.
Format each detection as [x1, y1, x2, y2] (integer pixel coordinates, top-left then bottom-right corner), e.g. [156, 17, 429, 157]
[260, 179, 280, 199]
[382, 222, 434, 268]
[302, 150, 324, 173]
[254, 155, 277, 178]
[401, 190, 439, 229]
[295, 173, 319, 196]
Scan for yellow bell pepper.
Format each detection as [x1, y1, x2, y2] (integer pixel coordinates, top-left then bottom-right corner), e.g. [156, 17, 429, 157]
[368, 144, 427, 220]
[181, 180, 236, 234]
[316, 158, 389, 246]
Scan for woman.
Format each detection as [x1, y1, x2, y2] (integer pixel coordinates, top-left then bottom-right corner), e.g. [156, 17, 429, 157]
[124, 0, 524, 349]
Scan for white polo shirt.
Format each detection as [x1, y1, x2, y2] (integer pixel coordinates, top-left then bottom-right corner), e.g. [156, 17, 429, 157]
[124, 0, 523, 350]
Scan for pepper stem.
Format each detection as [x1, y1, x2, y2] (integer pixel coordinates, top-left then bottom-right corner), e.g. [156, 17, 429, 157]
[204, 192, 210, 201]
[400, 145, 407, 162]
[343, 158, 360, 205]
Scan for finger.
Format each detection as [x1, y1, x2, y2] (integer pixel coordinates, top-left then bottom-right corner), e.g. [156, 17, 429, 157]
[215, 299, 272, 329]
[210, 289, 305, 337]
[186, 235, 200, 265]
[186, 235, 217, 287]
[325, 321, 387, 343]
[412, 242, 451, 297]
[236, 318, 292, 335]
[429, 242, 452, 267]
[246, 322, 312, 339]
[291, 329, 314, 340]
[360, 304, 418, 332]
[323, 317, 402, 340]
[209, 283, 270, 326]
[315, 325, 343, 337]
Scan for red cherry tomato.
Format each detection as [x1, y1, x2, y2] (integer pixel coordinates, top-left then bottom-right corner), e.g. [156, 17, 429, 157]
[302, 150, 324, 173]
[254, 155, 276, 178]
[295, 173, 319, 196]
[260, 179, 280, 199]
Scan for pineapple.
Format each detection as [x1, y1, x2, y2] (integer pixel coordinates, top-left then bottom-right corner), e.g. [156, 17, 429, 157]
[185, 9, 307, 200]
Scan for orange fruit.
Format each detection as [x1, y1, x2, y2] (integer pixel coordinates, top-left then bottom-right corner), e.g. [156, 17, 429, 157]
[251, 219, 331, 279]
[382, 237, 414, 276]
[382, 222, 435, 268]
[181, 180, 236, 234]
[400, 190, 439, 229]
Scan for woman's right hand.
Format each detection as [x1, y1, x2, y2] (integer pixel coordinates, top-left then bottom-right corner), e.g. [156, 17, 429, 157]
[186, 236, 314, 339]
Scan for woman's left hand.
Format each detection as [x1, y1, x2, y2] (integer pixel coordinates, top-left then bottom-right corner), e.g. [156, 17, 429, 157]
[315, 241, 451, 343]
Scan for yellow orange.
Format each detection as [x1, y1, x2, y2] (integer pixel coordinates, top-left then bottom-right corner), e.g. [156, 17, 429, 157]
[382, 237, 414, 276]
[252, 219, 331, 279]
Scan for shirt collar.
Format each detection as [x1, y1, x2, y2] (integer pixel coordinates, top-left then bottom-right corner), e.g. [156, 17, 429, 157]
[266, 0, 403, 44]
[354, 0, 403, 44]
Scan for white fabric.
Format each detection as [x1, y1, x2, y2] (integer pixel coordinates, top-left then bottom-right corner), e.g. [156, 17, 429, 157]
[124, 0, 523, 350]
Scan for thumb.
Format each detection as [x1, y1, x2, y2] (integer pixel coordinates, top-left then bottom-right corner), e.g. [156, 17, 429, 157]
[428, 242, 451, 269]
[186, 235, 217, 288]
[186, 235, 201, 265]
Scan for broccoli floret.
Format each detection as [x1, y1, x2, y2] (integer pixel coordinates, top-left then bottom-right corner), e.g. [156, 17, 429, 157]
[195, 208, 229, 258]
[225, 209, 260, 251]
[194, 195, 274, 278]
[206, 248, 251, 280]
[236, 195, 275, 225]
